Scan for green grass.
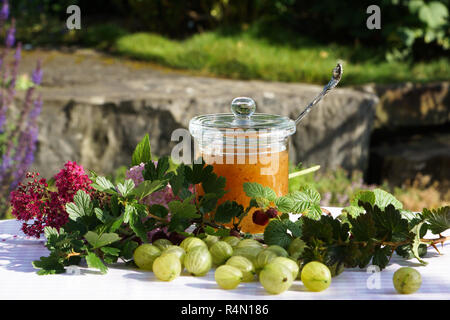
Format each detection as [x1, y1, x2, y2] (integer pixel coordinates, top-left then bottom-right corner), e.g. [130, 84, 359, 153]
[113, 29, 450, 85]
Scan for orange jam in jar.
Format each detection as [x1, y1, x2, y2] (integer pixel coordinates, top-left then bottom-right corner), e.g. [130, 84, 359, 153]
[189, 97, 296, 234]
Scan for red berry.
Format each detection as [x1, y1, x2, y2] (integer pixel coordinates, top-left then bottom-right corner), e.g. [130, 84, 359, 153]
[265, 207, 278, 218]
[252, 210, 269, 226]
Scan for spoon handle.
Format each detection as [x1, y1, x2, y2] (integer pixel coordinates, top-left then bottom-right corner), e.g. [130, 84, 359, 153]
[295, 63, 343, 125]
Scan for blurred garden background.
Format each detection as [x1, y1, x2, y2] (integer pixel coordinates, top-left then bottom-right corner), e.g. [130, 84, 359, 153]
[1, 0, 449, 218]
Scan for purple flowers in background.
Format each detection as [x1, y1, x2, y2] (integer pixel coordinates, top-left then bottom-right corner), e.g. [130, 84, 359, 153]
[0, 1, 43, 217]
[0, 0, 8, 21]
[31, 60, 42, 85]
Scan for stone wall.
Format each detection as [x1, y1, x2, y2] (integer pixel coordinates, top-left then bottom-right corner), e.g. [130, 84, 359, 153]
[15, 49, 449, 188]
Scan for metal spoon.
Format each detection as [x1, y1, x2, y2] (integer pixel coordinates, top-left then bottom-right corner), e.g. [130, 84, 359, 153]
[295, 63, 343, 125]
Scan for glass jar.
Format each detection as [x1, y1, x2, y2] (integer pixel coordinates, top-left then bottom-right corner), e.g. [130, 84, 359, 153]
[189, 97, 296, 233]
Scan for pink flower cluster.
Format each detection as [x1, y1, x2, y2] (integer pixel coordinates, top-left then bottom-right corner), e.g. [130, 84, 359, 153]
[54, 161, 93, 203]
[10, 161, 93, 238]
[126, 162, 175, 207]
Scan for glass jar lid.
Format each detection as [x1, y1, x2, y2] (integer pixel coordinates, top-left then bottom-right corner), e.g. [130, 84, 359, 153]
[189, 97, 296, 139]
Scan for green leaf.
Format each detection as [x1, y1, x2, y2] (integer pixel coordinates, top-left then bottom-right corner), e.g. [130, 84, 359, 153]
[372, 246, 392, 270]
[287, 187, 321, 219]
[129, 213, 148, 242]
[264, 219, 302, 249]
[131, 180, 166, 200]
[110, 214, 124, 232]
[198, 193, 218, 215]
[101, 247, 121, 256]
[66, 190, 93, 221]
[132, 134, 151, 166]
[204, 226, 230, 237]
[372, 189, 403, 210]
[94, 208, 112, 223]
[92, 176, 117, 194]
[121, 241, 139, 260]
[143, 156, 171, 181]
[301, 216, 333, 243]
[422, 206, 450, 234]
[168, 198, 199, 219]
[117, 179, 135, 197]
[350, 190, 375, 206]
[84, 231, 120, 249]
[214, 201, 244, 224]
[410, 222, 428, 265]
[169, 164, 188, 197]
[243, 182, 277, 202]
[352, 189, 402, 211]
[349, 212, 376, 242]
[149, 204, 169, 218]
[43, 227, 60, 240]
[85, 252, 108, 274]
[32, 255, 65, 275]
[342, 205, 365, 219]
[123, 204, 136, 224]
[366, 204, 409, 242]
[274, 196, 294, 213]
[202, 174, 226, 197]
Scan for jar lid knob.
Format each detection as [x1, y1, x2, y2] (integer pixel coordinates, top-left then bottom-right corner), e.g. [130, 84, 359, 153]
[231, 97, 256, 119]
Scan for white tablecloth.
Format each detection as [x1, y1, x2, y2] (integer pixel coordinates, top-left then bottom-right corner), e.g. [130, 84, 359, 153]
[1, 207, 449, 300]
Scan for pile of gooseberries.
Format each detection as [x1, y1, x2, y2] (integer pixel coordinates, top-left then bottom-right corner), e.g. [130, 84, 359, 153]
[133, 234, 334, 295]
[133, 235, 421, 295]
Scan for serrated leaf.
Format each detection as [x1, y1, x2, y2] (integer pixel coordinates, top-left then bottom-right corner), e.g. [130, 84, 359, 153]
[117, 179, 135, 197]
[198, 193, 218, 214]
[243, 182, 277, 201]
[143, 157, 169, 181]
[349, 212, 376, 242]
[43, 227, 60, 239]
[264, 219, 302, 249]
[372, 189, 403, 210]
[350, 190, 375, 207]
[422, 206, 450, 234]
[301, 216, 333, 243]
[100, 247, 121, 256]
[365, 203, 409, 242]
[32, 255, 65, 275]
[168, 198, 199, 219]
[132, 134, 151, 166]
[84, 231, 120, 249]
[342, 205, 365, 219]
[274, 196, 294, 213]
[202, 174, 226, 197]
[351, 189, 402, 211]
[131, 180, 166, 200]
[92, 176, 117, 194]
[287, 187, 321, 219]
[372, 246, 392, 270]
[214, 201, 243, 224]
[85, 252, 108, 274]
[66, 190, 93, 221]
